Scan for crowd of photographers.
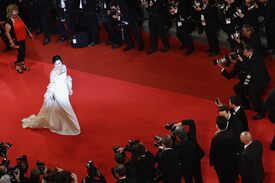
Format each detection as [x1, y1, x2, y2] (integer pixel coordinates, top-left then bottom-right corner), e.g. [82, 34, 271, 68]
[0, 0, 275, 55]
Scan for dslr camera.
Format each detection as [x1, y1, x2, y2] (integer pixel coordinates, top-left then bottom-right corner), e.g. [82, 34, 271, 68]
[0, 143, 12, 158]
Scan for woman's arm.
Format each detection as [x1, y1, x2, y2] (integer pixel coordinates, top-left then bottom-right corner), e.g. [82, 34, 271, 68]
[5, 23, 18, 49]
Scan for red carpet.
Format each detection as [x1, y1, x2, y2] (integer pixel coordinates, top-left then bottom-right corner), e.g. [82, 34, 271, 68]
[0, 35, 274, 182]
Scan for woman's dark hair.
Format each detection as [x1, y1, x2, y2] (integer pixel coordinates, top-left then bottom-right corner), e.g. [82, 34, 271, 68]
[52, 55, 62, 64]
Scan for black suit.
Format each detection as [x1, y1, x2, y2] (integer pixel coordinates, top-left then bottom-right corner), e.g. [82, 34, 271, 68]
[264, 89, 275, 123]
[78, 0, 100, 43]
[240, 140, 264, 183]
[231, 107, 249, 131]
[146, 0, 170, 50]
[174, 119, 204, 183]
[176, 0, 195, 52]
[202, 0, 220, 54]
[210, 130, 237, 183]
[158, 149, 182, 183]
[117, 178, 141, 183]
[134, 151, 155, 183]
[36, 0, 53, 39]
[239, 52, 271, 115]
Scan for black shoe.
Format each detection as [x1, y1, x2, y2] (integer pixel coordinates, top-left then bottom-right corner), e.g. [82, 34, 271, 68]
[208, 52, 219, 57]
[112, 44, 120, 49]
[56, 37, 67, 43]
[147, 49, 157, 55]
[161, 46, 169, 53]
[105, 40, 112, 45]
[88, 42, 97, 47]
[138, 45, 144, 51]
[123, 46, 132, 51]
[252, 113, 266, 120]
[42, 38, 50, 45]
[185, 49, 193, 55]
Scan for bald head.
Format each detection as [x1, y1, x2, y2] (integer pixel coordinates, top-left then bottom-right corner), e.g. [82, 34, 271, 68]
[240, 131, 252, 145]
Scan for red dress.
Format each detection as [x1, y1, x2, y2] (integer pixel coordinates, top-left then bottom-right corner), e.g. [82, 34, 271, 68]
[13, 17, 26, 42]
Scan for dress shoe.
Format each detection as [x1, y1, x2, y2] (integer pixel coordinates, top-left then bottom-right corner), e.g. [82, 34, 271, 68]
[56, 37, 67, 43]
[161, 46, 169, 53]
[208, 52, 219, 57]
[138, 45, 144, 51]
[123, 46, 132, 51]
[42, 38, 50, 45]
[112, 44, 120, 49]
[88, 42, 97, 47]
[252, 113, 266, 120]
[147, 49, 157, 55]
[185, 49, 193, 55]
[105, 40, 112, 45]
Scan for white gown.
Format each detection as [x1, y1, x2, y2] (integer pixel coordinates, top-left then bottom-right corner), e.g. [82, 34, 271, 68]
[22, 65, 81, 135]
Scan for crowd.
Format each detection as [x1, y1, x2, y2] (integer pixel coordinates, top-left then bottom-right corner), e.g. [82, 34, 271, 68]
[0, 0, 275, 54]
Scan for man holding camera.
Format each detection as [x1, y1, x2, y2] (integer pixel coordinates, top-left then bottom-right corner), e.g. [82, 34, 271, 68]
[156, 135, 182, 183]
[172, 119, 204, 183]
[217, 44, 270, 120]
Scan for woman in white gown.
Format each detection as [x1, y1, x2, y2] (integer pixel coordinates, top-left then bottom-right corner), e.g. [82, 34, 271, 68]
[22, 55, 81, 135]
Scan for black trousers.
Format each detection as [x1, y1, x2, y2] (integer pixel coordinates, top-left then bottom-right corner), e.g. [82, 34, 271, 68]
[265, 22, 275, 50]
[0, 27, 10, 49]
[37, 4, 51, 38]
[102, 20, 121, 45]
[234, 82, 266, 114]
[182, 161, 203, 183]
[123, 21, 144, 49]
[215, 167, 237, 183]
[149, 19, 169, 50]
[176, 22, 195, 51]
[83, 12, 99, 44]
[205, 23, 219, 53]
[16, 40, 26, 64]
[57, 9, 76, 38]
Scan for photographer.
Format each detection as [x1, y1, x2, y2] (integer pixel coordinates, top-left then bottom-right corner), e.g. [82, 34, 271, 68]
[113, 140, 155, 182]
[218, 0, 242, 51]
[113, 164, 140, 183]
[142, 0, 170, 55]
[170, 0, 195, 55]
[172, 119, 204, 183]
[234, 24, 264, 55]
[156, 135, 182, 183]
[0, 165, 11, 183]
[82, 161, 107, 183]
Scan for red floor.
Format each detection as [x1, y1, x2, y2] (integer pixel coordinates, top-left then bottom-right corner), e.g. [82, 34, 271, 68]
[0, 35, 274, 182]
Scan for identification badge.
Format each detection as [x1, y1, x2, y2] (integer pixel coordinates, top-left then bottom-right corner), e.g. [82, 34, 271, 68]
[226, 18, 231, 24]
[177, 22, 183, 27]
[201, 15, 206, 26]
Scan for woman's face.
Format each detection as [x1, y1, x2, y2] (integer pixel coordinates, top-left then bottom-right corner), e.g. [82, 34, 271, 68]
[54, 60, 62, 70]
[11, 10, 18, 18]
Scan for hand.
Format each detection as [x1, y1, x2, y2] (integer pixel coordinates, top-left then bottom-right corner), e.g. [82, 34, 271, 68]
[117, 147, 125, 153]
[69, 90, 73, 96]
[13, 170, 20, 182]
[234, 36, 241, 43]
[56, 167, 63, 172]
[173, 122, 182, 127]
[112, 15, 119, 19]
[71, 173, 78, 183]
[29, 33, 34, 39]
[195, 7, 202, 11]
[169, 7, 177, 14]
[217, 62, 223, 69]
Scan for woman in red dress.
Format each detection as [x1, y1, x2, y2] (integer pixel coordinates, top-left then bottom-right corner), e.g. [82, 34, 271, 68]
[5, 4, 33, 73]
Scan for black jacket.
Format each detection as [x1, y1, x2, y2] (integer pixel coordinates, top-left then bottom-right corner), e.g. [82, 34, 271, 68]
[231, 107, 249, 131]
[264, 89, 275, 123]
[240, 140, 265, 183]
[210, 130, 237, 173]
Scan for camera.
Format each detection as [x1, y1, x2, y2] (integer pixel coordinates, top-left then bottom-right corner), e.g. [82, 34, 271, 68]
[36, 161, 46, 175]
[213, 54, 231, 66]
[0, 143, 12, 158]
[153, 135, 163, 147]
